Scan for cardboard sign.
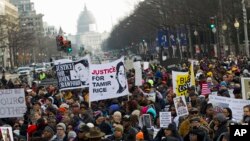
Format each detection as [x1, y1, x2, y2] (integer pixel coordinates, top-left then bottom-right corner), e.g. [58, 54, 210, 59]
[0, 89, 26, 118]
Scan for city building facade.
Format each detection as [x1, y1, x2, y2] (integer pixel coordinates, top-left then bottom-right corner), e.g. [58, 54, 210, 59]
[0, 0, 18, 68]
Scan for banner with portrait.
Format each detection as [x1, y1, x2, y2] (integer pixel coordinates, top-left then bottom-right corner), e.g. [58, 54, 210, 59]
[172, 71, 190, 96]
[55, 55, 91, 90]
[173, 96, 189, 117]
[241, 77, 250, 100]
[89, 57, 129, 102]
[0, 89, 26, 118]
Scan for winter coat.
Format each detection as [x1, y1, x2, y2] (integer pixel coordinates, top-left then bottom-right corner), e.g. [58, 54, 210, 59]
[213, 121, 228, 141]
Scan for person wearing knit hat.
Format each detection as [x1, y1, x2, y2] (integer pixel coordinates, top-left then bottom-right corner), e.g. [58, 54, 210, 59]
[107, 124, 124, 141]
[86, 123, 94, 128]
[148, 79, 154, 87]
[141, 106, 148, 115]
[54, 123, 67, 141]
[131, 110, 141, 118]
[220, 81, 228, 88]
[147, 107, 156, 119]
[68, 131, 77, 141]
[60, 103, 69, 109]
[58, 107, 67, 113]
[109, 104, 120, 114]
[44, 96, 58, 109]
[136, 131, 144, 141]
[42, 125, 56, 141]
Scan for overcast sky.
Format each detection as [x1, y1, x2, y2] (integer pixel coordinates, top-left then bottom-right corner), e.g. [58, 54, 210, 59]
[30, 0, 142, 35]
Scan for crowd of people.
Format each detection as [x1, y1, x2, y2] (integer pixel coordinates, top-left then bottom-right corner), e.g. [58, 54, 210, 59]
[0, 55, 250, 141]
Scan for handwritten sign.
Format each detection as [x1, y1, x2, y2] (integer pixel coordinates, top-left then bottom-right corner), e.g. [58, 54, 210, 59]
[0, 89, 26, 118]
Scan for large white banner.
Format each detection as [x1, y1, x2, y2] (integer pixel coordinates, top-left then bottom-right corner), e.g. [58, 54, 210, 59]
[55, 55, 91, 90]
[89, 57, 129, 102]
[208, 95, 250, 122]
[133, 61, 142, 86]
[0, 89, 26, 118]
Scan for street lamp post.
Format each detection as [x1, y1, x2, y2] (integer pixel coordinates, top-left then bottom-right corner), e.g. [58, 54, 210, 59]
[222, 23, 228, 56]
[242, 0, 249, 57]
[234, 19, 240, 55]
[194, 30, 199, 58]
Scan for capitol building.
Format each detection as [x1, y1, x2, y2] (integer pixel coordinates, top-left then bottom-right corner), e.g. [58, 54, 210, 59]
[67, 5, 109, 53]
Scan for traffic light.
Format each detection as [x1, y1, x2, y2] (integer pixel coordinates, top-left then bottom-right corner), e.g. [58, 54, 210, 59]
[56, 35, 72, 53]
[63, 40, 72, 53]
[210, 17, 216, 29]
[56, 35, 64, 51]
[66, 41, 72, 53]
[56, 35, 64, 46]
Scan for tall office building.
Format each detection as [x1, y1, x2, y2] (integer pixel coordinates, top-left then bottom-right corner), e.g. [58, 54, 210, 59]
[0, 0, 18, 68]
[10, 0, 44, 34]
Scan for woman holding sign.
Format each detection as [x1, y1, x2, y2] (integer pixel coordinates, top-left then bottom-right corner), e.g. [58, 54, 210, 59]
[116, 61, 127, 94]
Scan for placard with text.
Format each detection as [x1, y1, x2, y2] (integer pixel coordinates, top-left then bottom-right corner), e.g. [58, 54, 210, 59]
[0, 89, 26, 118]
[89, 57, 129, 102]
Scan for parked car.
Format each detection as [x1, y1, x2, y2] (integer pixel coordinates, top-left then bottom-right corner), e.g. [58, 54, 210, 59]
[35, 66, 47, 73]
[17, 67, 32, 76]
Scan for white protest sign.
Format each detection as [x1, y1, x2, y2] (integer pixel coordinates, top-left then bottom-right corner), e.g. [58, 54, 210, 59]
[208, 95, 250, 122]
[133, 61, 142, 86]
[55, 55, 91, 90]
[124, 58, 134, 70]
[0, 89, 26, 118]
[159, 112, 172, 128]
[143, 62, 149, 70]
[89, 57, 129, 102]
[0, 127, 14, 141]
[173, 96, 189, 117]
[241, 77, 250, 100]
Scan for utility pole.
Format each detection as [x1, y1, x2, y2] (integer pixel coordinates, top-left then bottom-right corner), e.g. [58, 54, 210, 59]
[242, 0, 249, 57]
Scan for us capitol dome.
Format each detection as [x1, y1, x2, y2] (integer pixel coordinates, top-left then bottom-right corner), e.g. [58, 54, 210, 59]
[77, 4, 96, 34]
